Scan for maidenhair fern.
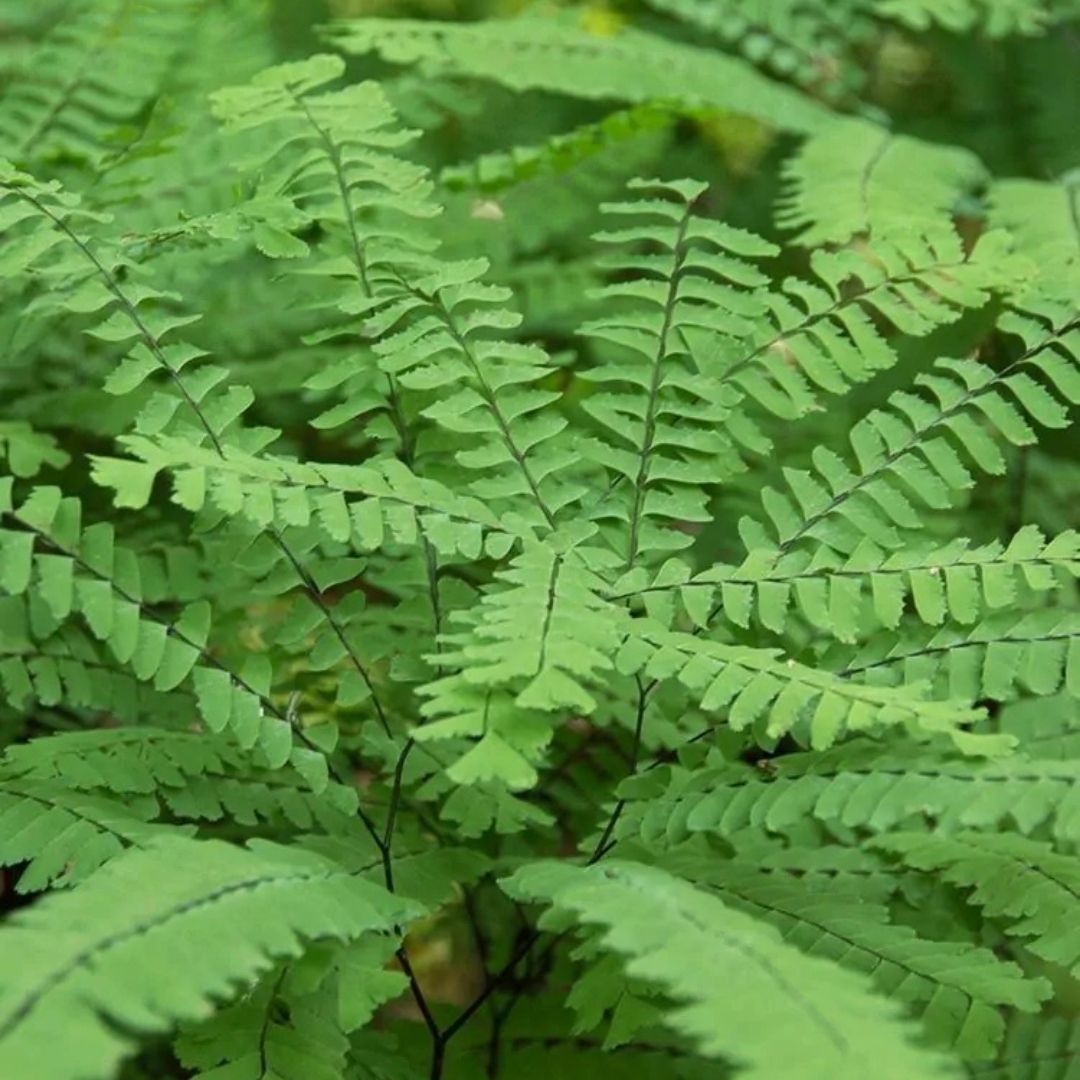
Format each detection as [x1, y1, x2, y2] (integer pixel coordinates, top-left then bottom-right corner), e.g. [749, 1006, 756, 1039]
[0, 3, 1077, 1079]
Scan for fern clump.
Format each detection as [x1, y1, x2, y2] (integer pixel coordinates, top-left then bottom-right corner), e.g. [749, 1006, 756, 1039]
[0, 1, 1077, 1078]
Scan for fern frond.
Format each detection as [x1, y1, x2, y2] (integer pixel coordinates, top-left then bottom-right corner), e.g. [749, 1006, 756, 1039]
[0, 482, 316, 771]
[0, 164, 400, 747]
[0, 0, 197, 169]
[837, 608, 1080, 702]
[326, 17, 834, 135]
[579, 177, 776, 566]
[0, 836, 419, 1080]
[210, 53, 436, 290]
[0, 162, 254, 454]
[969, 1013, 1080, 1079]
[415, 540, 627, 789]
[642, 0, 870, 98]
[175, 971, 352, 1080]
[877, 832, 1080, 978]
[91, 434, 529, 559]
[616, 626, 994, 752]
[1, 721, 360, 824]
[616, 527, 1079, 640]
[739, 305, 1080, 558]
[505, 859, 957, 1079]
[0, 422, 68, 478]
[663, 851, 1049, 1059]
[873, 0, 1058, 36]
[0, 780, 165, 891]
[616, 739, 1080, 847]
[440, 104, 685, 197]
[1000, 694, 1080, 760]
[990, 178, 1080, 288]
[778, 118, 986, 245]
[699, 227, 1013, 459]
[364, 257, 584, 528]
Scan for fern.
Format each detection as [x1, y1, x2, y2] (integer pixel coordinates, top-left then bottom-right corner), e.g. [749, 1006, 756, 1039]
[327, 16, 834, 135]
[0, 4, 1079, 1079]
[505, 859, 957, 1078]
[0, 836, 417, 1080]
[0, 0, 198, 170]
[615, 739, 1080, 846]
[779, 119, 987, 245]
[877, 832, 1080, 976]
[659, 847, 1049, 1058]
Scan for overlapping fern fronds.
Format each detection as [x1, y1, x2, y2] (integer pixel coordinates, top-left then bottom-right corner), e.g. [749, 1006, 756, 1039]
[0, 4, 1078, 1080]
